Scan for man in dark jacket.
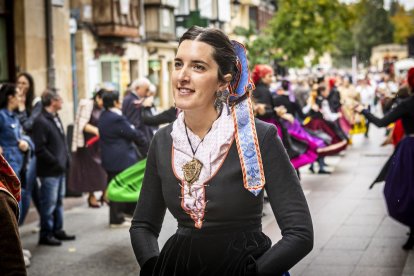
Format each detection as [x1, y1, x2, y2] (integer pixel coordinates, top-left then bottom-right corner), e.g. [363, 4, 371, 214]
[32, 90, 75, 246]
[98, 90, 148, 227]
[122, 77, 153, 156]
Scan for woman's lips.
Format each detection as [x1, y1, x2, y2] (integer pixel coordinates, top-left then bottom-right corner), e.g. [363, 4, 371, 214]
[178, 87, 195, 95]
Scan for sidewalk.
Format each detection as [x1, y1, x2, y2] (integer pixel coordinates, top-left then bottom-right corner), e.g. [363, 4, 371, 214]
[284, 125, 411, 276]
[20, 124, 412, 276]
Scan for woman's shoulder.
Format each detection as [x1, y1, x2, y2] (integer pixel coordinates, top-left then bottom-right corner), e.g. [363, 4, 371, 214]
[254, 83, 269, 93]
[79, 98, 93, 105]
[153, 122, 174, 141]
[401, 95, 414, 107]
[78, 98, 94, 111]
[255, 119, 277, 139]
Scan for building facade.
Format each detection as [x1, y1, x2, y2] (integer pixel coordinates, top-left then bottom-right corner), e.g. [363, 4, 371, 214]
[0, 0, 276, 127]
[1, 0, 73, 126]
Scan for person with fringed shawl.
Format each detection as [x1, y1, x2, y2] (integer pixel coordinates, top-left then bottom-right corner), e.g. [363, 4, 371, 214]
[0, 154, 26, 274]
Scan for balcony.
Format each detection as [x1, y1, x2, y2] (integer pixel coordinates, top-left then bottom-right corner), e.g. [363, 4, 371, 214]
[144, 0, 179, 8]
[92, 0, 140, 38]
[145, 6, 175, 41]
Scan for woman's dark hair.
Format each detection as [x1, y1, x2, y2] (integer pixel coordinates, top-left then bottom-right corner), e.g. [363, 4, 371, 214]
[93, 88, 106, 101]
[17, 72, 35, 114]
[282, 80, 290, 91]
[102, 90, 120, 109]
[396, 86, 410, 99]
[316, 85, 326, 96]
[0, 83, 17, 109]
[179, 26, 237, 82]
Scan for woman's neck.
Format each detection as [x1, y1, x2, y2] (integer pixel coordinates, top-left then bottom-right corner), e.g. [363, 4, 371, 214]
[183, 107, 219, 138]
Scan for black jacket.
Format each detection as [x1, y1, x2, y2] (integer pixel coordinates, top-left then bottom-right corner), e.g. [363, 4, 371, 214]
[98, 110, 148, 173]
[272, 94, 306, 119]
[130, 119, 313, 275]
[141, 106, 177, 127]
[122, 93, 154, 156]
[253, 82, 276, 120]
[327, 87, 341, 113]
[32, 109, 70, 177]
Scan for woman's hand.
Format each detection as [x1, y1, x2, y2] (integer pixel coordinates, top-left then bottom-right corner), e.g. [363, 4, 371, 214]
[274, 106, 287, 117]
[0, 146, 3, 155]
[142, 96, 154, 108]
[311, 104, 319, 112]
[254, 103, 266, 116]
[354, 105, 364, 113]
[84, 124, 99, 137]
[281, 113, 295, 123]
[18, 140, 29, 152]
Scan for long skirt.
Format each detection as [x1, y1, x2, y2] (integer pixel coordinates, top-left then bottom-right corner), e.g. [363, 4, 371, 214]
[68, 147, 107, 193]
[384, 136, 414, 227]
[304, 118, 348, 157]
[261, 118, 317, 169]
[282, 119, 326, 149]
[152, 226, 271, 276]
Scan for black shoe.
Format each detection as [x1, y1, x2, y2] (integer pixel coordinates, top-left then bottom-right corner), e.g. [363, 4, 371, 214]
[54, 230, 76, 241]
[318, 169, 331, 175]
[39, 235, 62, 246]
[309, 166, 315, 174]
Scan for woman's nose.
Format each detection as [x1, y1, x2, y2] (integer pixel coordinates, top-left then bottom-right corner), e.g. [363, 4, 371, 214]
[177, 66, 190, 82]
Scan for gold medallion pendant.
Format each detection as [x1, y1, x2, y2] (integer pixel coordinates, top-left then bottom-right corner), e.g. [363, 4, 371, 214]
[182, 158, 203, 195]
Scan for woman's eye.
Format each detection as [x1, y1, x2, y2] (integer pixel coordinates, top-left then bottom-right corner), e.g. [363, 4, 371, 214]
[174, 62, 182, 68]
[193, 64, 205, 71]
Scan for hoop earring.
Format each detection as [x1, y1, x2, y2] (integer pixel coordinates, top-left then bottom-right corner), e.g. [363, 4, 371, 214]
[214, 89, 229, 113]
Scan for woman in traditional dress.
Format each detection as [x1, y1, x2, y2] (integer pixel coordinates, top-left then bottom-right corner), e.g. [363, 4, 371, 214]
[356, 68, 414, 250]
[252, 65, 318, 172]
[130, 26, 313, 275]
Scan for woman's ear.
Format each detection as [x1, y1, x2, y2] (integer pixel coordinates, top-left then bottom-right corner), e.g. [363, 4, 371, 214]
[218, 73, 232, 91]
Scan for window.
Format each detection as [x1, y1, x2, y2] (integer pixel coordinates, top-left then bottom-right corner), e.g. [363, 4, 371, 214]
[199, 0, 212, 19]
[100, 58, 120, 91]
[129, 59, 139, 81]
[101, 61, 113, 83]
[175, 0, 189, 15]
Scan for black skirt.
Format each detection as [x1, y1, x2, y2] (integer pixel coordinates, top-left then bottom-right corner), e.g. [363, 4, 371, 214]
[384, 137, 414, 227]
[150, 225, 271, 276]
[68, 147, 107, 193]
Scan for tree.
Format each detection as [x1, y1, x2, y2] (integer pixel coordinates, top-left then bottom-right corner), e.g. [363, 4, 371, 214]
[332, 3, 358, 67]
[264, 0, 348, 68]
[353, 0, 394, 64]
[233, 21, 278, 68]
[390, 3, 414, 44]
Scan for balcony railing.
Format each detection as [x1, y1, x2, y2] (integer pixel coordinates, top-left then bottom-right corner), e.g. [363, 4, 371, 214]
[92, 0, 140, 37]
[145, 6, 175, 41]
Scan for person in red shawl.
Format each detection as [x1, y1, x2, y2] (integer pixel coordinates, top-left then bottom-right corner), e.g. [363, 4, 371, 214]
[0, 153, 26, 274]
